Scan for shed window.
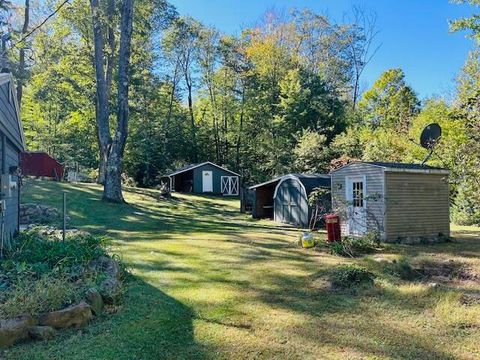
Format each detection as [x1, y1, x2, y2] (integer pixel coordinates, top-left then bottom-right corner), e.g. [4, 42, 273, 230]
[352, 181, 364, 207]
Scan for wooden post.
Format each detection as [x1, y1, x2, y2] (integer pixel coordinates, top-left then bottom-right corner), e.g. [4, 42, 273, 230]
[239, 186, 244, 213]
[62, 192, 66, 242]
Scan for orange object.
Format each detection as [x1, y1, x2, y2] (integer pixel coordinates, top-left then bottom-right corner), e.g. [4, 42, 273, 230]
[325, 214, 341, 242]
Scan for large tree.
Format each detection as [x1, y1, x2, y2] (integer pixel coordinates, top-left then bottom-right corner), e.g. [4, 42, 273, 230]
[359, 68, 419, 131]
[90, 0, 134, 202]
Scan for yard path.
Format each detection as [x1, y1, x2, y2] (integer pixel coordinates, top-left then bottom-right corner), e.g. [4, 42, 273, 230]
[7, 180, 480, 360]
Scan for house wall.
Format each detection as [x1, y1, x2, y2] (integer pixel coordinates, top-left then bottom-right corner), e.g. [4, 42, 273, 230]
[0, 82, 23, 150]
[192, 163, 239, 195]
[0, 80, 22, 246]
[274, 178, 309, 228]
[331, 163, 385, 236]
[384, 172, 450, 241]
[2, 138, 20, 243]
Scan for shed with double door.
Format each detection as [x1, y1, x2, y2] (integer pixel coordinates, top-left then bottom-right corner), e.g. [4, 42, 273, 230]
[250, 174, 331, 228]
[0, 73, 26, 245]
[162, 162, 240, 196]
[331, 162, 450, 242]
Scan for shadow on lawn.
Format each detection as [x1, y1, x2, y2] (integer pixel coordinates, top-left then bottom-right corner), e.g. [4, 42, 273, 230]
[4, 278, 208, 360]
[21, 180, 295, 240]
[246, 270, 458, 359]
[20, 180, 474, 359]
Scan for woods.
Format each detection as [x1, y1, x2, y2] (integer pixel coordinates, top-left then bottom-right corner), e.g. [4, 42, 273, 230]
[1, 0, 480, 223]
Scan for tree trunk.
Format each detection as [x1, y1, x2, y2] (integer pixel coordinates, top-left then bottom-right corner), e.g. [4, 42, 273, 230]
[185, 71, 198, 163]
[207, 83, 220, 163]
[90, 0, 115, 184]
[16, 0, 30, 107]
[235, 85, 245, 170]
[352, 72, 360, 111]
[103, 0, 134, 202]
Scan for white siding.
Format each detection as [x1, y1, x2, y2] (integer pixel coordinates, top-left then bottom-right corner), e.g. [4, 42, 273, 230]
[331, 163, 385, 236]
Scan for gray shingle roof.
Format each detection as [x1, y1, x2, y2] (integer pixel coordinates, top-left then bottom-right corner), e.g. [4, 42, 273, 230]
[164, 161, 240, 177]
[365, 162, 448, 171]
[295, 174, 331, 194]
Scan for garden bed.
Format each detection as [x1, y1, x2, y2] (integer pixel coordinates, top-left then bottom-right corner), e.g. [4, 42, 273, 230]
[0, 228, 124, 348]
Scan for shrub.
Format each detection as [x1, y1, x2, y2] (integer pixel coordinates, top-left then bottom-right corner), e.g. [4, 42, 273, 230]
[0, 229, 118, 319]
[0, 275, 80, 318]
[383, 257, 418, 281]
[329, 233, 377, 257]
[10, 231, 107, 270]
[329, 265, 375, 289]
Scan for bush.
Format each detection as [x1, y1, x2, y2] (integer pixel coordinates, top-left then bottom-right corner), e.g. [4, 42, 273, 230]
[9, 230, 107, 271]
[0, 230, 116, 319]
[384, 257, 418, 281]
[329, 265, 375, 289]
[329, 233, 377, 257]
[0, 276, 80, 318]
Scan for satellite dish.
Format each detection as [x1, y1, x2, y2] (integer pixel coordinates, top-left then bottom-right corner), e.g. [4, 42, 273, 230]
[420, 123, 442, 149]
[419, 123, 442, 165]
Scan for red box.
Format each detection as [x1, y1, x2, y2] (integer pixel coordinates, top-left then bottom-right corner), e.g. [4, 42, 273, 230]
[325, 214, 341, 242]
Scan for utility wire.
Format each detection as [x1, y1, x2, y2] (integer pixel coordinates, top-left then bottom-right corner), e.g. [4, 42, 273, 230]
[10, 0, 71, 49]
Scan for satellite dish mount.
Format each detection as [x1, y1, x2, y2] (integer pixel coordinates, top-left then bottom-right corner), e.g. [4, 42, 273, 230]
[420, 123, 442, 165]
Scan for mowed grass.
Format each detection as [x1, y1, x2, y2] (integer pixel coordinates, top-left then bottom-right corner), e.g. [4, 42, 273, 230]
[3, 179, 480, 359]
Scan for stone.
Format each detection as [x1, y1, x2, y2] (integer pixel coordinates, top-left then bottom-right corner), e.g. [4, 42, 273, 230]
[85, 288, 104, 315]
[88, 257, 123, 304]
[0, 316, 37, 348]
[28, 326, 56, 341]
[39, 302, 92, 329]
[90, 256, 121, 280]
[100, 278, 122, 304]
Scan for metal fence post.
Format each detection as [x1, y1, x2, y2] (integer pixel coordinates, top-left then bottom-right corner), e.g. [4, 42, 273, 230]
[63, 192, 66, 242]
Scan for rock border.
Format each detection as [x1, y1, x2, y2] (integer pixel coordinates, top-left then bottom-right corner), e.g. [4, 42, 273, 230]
[0, 257, 122, 349]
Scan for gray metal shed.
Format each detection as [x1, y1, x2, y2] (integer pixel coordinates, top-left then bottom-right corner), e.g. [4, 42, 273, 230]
[163, 162, 240, 196]
[331, 161, 450, 242]
[0, 73, 26, 245]
[250, 174, 331, 228]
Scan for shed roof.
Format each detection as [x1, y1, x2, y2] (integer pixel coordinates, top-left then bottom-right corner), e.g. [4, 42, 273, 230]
[332, 161, 449, 175]
[365, 162, 447, 171]
[165, 161, 240, 177]
[296, 174, 331, 194]
[250, 173, 331, 194]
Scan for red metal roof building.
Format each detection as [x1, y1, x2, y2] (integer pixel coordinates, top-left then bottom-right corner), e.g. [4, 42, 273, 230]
[20, 152, 64, 180]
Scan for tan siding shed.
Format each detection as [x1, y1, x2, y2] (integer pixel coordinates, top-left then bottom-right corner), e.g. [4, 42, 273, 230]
[385, 172, 450, 241]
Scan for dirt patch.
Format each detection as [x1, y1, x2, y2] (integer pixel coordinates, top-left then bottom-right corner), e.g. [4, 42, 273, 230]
[460, 293, 480, 306]
[413, 260, 480, 285]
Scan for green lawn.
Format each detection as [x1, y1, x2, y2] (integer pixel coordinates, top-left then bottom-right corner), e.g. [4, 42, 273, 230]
[3, 179, 480, 359]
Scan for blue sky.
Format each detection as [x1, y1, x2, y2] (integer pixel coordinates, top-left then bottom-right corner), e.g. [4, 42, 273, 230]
[169, 0, 476, 99]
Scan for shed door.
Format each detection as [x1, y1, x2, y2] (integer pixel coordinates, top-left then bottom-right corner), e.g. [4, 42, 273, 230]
[280, 186, 301, 226]
[346, 176, 367, 235]
[221, 176, 239, 195]
[202, 171, 213, 192]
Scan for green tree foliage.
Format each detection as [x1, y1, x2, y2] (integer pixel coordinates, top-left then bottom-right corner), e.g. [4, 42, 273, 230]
[359, 68, 420, 131]
[10, 1, 480, 224]
[293, 130, 331, 173]
[450, 0, 480, 41]
[449, 50, 480, 224]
